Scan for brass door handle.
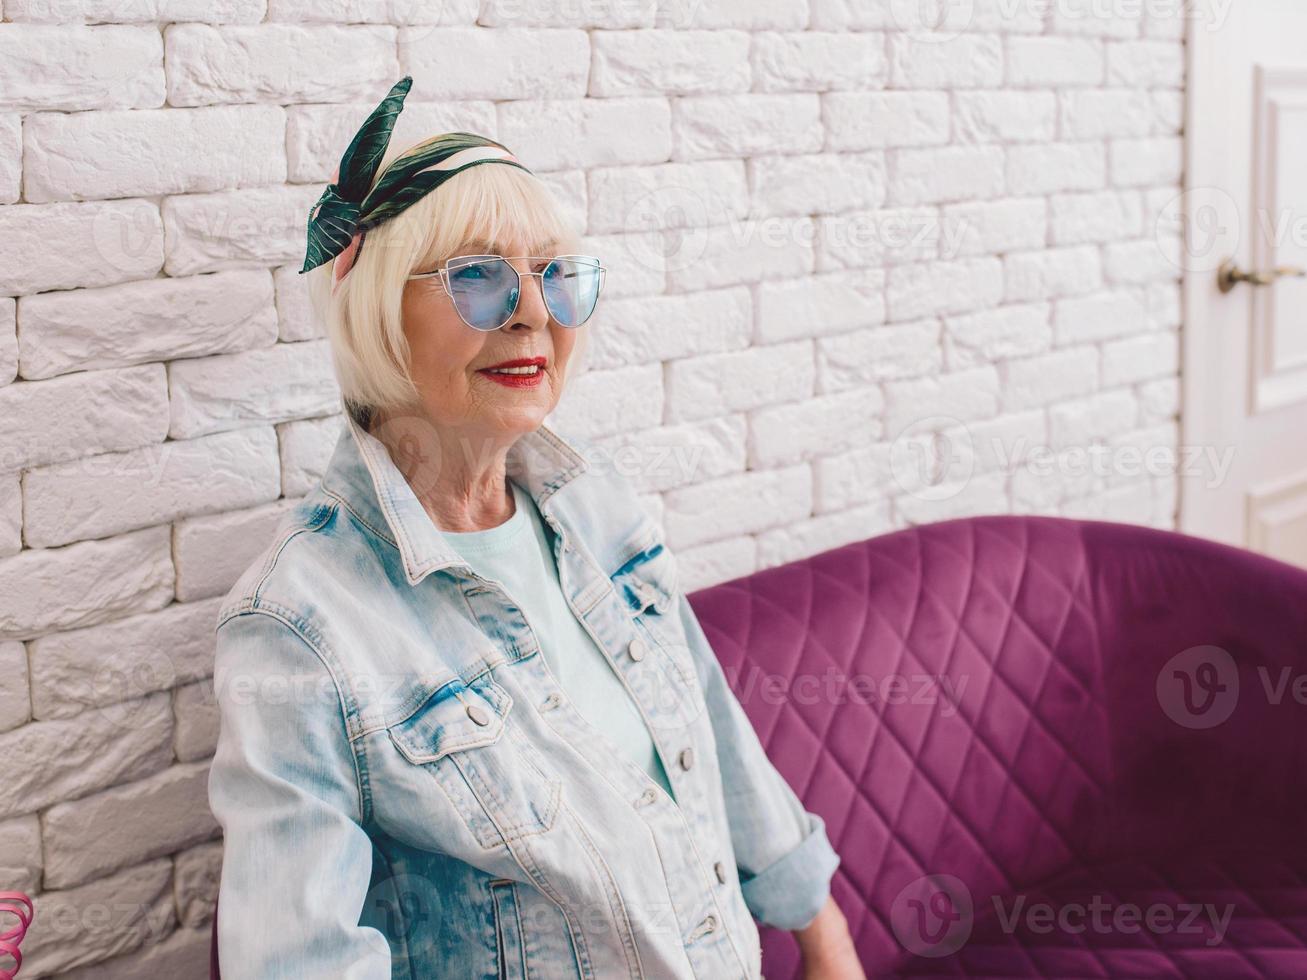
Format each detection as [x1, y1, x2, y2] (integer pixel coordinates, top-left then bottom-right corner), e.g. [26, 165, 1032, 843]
[1217, 258, 1307, 293]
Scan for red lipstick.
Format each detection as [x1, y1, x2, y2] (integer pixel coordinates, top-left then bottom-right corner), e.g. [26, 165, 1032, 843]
[476, 355, 547, 389]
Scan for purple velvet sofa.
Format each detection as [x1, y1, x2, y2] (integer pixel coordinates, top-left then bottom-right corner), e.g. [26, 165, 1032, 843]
[718, 515, 1307, 979]
[212, 515, 1307, 978]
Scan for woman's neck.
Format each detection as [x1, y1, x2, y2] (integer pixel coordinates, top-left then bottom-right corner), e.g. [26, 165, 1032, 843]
[363, 403, 517, 532]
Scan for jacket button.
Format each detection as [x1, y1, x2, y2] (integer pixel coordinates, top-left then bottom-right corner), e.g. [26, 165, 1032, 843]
[714, 861, 727, 884]
[678, 747, 694, 770]
[466, 703, 491, 726]
[628, 637, 647, 662]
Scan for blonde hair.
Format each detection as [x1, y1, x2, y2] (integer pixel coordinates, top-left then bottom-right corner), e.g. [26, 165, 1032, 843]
[307, 136, 593, 421]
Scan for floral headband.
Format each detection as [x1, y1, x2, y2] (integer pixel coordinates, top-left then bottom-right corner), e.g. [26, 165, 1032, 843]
[298, 75, 533, 292]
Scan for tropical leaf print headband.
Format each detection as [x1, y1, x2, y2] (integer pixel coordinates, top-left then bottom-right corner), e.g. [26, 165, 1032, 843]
[298, 75, 534, 291]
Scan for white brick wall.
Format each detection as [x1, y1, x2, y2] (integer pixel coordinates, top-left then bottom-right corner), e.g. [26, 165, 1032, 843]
[0, 3, 1185, 974]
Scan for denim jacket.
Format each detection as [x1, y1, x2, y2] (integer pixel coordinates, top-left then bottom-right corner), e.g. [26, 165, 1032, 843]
[208, 405, 841, 979]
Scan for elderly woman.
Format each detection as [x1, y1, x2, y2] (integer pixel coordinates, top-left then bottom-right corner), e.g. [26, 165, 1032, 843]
[208, 76, 862, 979]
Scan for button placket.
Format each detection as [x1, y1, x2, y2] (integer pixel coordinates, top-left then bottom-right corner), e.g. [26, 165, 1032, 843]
[678, 746, 695, 771]
[532, 509, 709, 839]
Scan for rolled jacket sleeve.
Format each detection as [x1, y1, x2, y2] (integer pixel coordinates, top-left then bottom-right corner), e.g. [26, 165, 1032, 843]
[674, 580, 841, 931]
[208, 608, 392, 978]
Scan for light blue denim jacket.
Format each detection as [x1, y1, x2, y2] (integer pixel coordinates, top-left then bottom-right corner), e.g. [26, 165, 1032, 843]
[208, 405, 841, 979]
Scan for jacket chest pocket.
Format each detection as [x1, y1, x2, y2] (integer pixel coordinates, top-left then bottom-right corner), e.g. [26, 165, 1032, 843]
[387, 675, 562, 850]
[609, 539, 707, 728]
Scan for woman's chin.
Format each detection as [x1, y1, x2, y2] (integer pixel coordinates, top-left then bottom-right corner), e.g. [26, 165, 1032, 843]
[481, 400, 553, 436]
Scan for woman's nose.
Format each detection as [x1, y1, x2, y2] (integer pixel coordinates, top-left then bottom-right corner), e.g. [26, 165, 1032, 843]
[503, 266, 550, 330]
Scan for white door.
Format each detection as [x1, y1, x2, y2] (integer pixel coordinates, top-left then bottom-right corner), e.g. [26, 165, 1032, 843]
[1182, 0, 1307, 566]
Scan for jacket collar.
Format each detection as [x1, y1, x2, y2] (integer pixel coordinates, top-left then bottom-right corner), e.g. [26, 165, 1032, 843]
[320, 401, 590, 586]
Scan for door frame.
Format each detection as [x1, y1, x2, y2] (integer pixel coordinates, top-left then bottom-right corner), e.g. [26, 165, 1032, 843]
[1179, 8, 1245, 547]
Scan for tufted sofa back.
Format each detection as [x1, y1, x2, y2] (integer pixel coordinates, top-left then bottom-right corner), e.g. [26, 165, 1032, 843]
[684, 515, 1307, 977]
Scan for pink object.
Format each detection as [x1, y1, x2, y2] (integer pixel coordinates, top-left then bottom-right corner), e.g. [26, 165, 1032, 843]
[0, 941, 21, 980]
[331, 230, 364, 295]
[315, 165, 363, 296]
[0, 892, 32, 980]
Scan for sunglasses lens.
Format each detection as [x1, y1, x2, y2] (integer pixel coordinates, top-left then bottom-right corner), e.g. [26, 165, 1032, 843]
[447, 257, 519, 330]
[444, 255, 603, 330]
[543, 257, 603, 327]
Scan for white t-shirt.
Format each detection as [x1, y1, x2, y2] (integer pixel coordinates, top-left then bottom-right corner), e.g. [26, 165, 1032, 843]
[440, 478, 675, 801]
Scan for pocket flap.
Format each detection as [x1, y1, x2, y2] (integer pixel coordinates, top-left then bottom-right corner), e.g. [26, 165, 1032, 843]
[387, 676, 512, 765]
[610, 540, 679, 616]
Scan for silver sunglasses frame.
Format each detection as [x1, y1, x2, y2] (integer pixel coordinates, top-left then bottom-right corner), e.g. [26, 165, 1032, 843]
[406, 253, 607, 331]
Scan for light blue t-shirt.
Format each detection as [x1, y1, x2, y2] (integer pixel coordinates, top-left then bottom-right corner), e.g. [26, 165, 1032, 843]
[440, 478, 675, 801]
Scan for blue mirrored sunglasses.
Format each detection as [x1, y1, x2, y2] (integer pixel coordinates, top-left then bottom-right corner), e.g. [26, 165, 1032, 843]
[407, 254, 606, 332]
